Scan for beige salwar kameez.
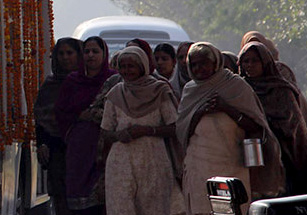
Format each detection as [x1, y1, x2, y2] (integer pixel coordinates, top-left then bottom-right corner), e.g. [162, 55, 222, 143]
[183, 112, 250, 215]
[102, 99, 182, 215]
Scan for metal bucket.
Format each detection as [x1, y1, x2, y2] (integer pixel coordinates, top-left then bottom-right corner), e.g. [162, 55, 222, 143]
[243, 139, 264, 167]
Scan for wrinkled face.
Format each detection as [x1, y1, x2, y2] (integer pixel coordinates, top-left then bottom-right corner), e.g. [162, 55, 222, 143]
[154, 51, 176, 79]
[119, 54, 143, 82]
[241, 49, 263, 78]
[57, 43, 79, 72]
[190, 52, 216, 80]
[83, 40, 104, 71]
[177, 45, 189, 73]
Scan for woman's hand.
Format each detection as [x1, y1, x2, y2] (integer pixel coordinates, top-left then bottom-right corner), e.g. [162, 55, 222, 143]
[202, 92, 231, 113]
[117, 129, 133, 143]
[37, 144, 50, 167]
[127, 125, 152, 139]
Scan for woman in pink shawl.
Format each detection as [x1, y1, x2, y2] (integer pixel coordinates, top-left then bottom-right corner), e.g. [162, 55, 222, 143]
[238, 41, 307, 196]
[55, 36, 116, 215]
[176, 42, 284, 215]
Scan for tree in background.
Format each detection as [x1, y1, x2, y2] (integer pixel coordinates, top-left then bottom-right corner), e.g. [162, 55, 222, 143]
[112, 0, 307, 94]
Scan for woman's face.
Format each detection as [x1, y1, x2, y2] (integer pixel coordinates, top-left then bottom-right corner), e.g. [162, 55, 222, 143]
[119, 55, 143, 82]
[241, 49, 263, 78]
[154, 51, 176, 79]
[83, 40, 104, 71]
[57, 43, 79, 72]
[190, 52, 216, 80]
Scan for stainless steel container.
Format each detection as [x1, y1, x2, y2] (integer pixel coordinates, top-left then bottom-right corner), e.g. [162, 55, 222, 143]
[243, 139, 264, 167]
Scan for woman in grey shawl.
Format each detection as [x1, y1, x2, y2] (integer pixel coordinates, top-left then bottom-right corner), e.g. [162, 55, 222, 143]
[34, 37, 83, 215]
[176, 42, 284, 215]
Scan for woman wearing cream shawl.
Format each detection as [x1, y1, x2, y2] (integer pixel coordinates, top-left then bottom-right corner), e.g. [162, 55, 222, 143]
[176, 42, 284, 215]
[101, 46, 185, 215]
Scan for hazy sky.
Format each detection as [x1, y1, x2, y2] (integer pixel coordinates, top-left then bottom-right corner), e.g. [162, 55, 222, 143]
[53, 0, 126, 40]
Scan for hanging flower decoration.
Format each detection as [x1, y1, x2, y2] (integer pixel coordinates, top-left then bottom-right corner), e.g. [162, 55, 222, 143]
[0, 0, 54, 151]
[48, 0, 55, 50]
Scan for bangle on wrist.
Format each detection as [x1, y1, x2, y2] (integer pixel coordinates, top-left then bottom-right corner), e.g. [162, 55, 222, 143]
[237, 114, 243, 123]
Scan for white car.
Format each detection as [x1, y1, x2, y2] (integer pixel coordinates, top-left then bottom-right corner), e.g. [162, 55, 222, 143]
[72, 15, 191, 56]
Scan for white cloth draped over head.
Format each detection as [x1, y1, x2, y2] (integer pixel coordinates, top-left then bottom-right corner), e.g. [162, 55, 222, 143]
[106, 46, 178, 118]
[176, 42, 285, 196]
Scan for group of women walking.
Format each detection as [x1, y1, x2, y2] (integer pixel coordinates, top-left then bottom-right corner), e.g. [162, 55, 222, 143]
[34, 30, 307, 215]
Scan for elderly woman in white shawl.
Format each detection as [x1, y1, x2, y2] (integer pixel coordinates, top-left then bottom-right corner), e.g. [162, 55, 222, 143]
[101, 46, 185, 215]
[176, 42, 285, 215]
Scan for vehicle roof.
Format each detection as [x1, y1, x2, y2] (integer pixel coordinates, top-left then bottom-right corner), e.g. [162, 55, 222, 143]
[72, 16, 190, 41]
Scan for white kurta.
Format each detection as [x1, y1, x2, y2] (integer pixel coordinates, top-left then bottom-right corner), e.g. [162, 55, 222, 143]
[101, 99, 182, 215]
[183, 112, 251, 215]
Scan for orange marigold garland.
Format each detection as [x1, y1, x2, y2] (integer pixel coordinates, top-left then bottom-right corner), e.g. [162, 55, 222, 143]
[37, 0, 46, 86]
[11, 0, 23, 142]
[3, 0, 13, 146]
[23, 0, 38, 144]
[0, 4, 4, 151]
[1, 0, 54, 151]
[48, 0, 55, 50]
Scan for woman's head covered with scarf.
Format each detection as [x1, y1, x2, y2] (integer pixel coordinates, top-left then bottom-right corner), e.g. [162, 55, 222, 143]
[186, 42, 224, 83]
[118, 46, 150, 78]
[126, 38, 155, 74]
[82, 36, 110, 75]
[51, 37, 83, 78]
[240, 31, 279, 61]
[168, 41, 194, 99]
[238, 41, 281, 78]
